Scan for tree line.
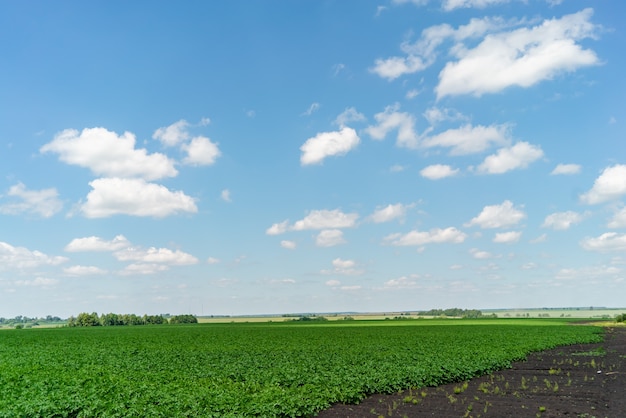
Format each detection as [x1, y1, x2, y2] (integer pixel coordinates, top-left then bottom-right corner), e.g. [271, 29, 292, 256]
[67, 312, 198, 327]
[417, 308, 492, 318]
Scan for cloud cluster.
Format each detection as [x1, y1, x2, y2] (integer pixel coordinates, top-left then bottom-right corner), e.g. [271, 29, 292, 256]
[0, 183, 63, 218]
[64, 234, 198, 276]
[40, 119, 219, 218]
[371, 9, 600, 99]
[466, 200, 526, 229]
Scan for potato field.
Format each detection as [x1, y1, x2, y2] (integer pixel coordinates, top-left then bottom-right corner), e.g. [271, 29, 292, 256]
[0, 319, 602, 417]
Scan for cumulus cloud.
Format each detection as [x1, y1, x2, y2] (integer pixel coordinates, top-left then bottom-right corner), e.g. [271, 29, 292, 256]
[80, 178, 197, 218]
[371, 55, 430, 80]
[608, 207, 626, 229]
[580, 232, 626, 252]
[267, 210, 358, 237]
[152, 120, 191, 147]
[300, 127, 360, 165]
[470, 248, 493, 259]
[542, 211, 587, 230]
[182, 136, 221, 166]
[0, 242, 67, 270]
[384, 227, 467, 246]
[322, 258, 364, 276]
[41, 128, 178, 181]
[551, 163, 581, 175]
[493, 231, 522, 243]
[368, 203, 412, 223]
[365, 104, 419, 148]
[0, 183, 62, 218]
[580, 164, 626, 204]
[436, 9, 600, 98]
[315, 230, 346, 247]
[280, 240, 297, 249]
[65, 235, 131, 252]
[114, 247, 198, 265]
[422, 124, 510, 155]
[420, 164, 460, 180]
[466, 200, 526, 229]
[477, 142, 544, 174]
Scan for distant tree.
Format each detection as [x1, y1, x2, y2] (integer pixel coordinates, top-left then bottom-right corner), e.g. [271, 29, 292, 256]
[169, 314, 198, 324]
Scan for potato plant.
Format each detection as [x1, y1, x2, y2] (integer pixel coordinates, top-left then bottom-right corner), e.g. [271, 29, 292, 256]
[0, 320, 602, 417]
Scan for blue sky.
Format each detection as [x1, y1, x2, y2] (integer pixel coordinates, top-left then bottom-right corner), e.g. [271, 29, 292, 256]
[1, 0, 624, 318]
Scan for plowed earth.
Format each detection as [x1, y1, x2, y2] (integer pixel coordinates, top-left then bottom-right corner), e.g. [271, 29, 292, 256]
[315, 327, 625, 418]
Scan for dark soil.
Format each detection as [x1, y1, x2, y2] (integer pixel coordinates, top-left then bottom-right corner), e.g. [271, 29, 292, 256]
[315, 327, 626, 418]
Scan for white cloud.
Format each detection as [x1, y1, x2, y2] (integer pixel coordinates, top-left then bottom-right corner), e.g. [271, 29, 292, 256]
[266, 220, 290, 236]
[267, 209, 358, 236]
[221, 189, 232, 202]
[551, 163, 581, 175]
[207, 257, 220, 264]
[608, 207, 626, 229]
[370, 55, 430, 80]
[0, 242, 67, 270]
[120, 263, 170, 275]
[334, 107, 366, 127]
[406, 89, 420, 99]
[315, 230, 346, 247]
[280, 240, 297, 250]
[115, 247, 198, 265]
[442, 0, 511, 11]
[470, 248, 493, 259]
[420, 164, 460, 180]
[181, 136, 221, 166]
[322, 258, 364, 276]
[301, 102, 320, 116]
[384, 227, 467, 246]
[392, 0, 429, 5]
[477, 142, 544, 174]
[80, 178, 197, 218]
[493, 231, 522, 243]
[325, 279, 341, 287]
[152, 120, 190, 147]
[422, 124, 510, 155]
[436, 9, 600, 98]
[300, 127, 360, 165]
[542, 211, 586, 230]
[466, 200, 526, 229]
[292, 209, 359, 231]
[422, 106, 467, 125]
[63, 265, 107, 276]
[368, 203, 412, 223]
[41, 128, 178, 181]
[580, 164, 626, 204]
[581, 232, 626, 252]
[0, 183, 62, 218]
[365, 104, 419, 148]
[65, 235, 130, 252]
[383, 275, 420, 289]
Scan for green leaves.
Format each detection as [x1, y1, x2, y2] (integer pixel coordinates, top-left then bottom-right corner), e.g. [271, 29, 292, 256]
[0, 321, 601, 417]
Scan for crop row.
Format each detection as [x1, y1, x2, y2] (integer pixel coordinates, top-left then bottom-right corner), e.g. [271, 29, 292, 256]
[0, 320, 602, 417]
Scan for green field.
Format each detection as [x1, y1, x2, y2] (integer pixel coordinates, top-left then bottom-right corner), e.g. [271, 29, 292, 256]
[0, 319, 602, 417]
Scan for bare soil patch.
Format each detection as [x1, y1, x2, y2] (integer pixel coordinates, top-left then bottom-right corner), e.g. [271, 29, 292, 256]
[315, 327, 625, 418]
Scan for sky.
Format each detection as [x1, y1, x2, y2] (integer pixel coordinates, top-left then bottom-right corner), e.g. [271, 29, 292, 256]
[0, 0, 625, 318]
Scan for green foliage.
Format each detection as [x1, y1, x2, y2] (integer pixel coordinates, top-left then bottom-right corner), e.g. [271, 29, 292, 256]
[0, 320, 602, 417]
[68, 312, 168, 327]
[615, 313, 625, 323]
[168, 314, 198, 324]
[417, 308, 491, 318]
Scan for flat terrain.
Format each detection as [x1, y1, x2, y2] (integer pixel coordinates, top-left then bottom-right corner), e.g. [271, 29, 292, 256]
[316, 326, 626, 417]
